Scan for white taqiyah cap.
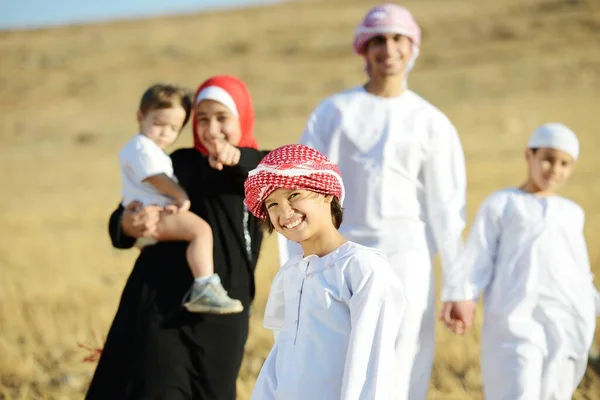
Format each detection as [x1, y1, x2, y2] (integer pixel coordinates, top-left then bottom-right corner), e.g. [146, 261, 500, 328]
[527, 123, 579, 160]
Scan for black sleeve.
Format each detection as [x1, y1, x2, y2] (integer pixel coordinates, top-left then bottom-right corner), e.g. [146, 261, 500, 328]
[222, 148, 270, 181]
[170, 148, 205, 193]
[108, 204, 136, 249]
[169, 147, 269, 188]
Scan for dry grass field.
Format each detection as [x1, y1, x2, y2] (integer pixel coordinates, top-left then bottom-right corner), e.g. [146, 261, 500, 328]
[1, 0, 600, 398]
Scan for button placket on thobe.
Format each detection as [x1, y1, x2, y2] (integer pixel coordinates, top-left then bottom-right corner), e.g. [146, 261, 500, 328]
[292, 259, 311, 344]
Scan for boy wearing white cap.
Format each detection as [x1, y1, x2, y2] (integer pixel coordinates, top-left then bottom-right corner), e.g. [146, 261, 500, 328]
[455, 123, 600, 399]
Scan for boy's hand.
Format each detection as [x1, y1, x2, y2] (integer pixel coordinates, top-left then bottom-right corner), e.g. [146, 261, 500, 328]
[208, 139, 241, 170]
[439, 300, 477, 335]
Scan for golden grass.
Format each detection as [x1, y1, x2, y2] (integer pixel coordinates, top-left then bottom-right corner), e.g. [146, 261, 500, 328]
[1, 0, 600, 398]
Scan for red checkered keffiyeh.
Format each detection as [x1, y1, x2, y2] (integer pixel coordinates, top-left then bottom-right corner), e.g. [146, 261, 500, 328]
[244, 144, 345, 220]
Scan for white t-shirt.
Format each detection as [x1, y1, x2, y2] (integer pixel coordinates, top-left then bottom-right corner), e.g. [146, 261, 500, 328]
[119, 134, 177, 207]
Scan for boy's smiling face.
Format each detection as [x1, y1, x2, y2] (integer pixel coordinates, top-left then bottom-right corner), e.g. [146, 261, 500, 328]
[525, 147, 575, 194]
[264, 188, 333, 243]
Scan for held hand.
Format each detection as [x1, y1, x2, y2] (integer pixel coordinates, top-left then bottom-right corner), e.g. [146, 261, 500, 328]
[208, 139, 241, 170]
[164, 204, 179, 214]
[164, 199, 190, 214]
[440, 300, 477, 335]
[121, 201, 162, 239]
[176, 199, 191, 213]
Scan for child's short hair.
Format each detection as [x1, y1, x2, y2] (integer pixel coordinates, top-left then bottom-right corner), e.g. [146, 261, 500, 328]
[261, 196, 344, 234]
[139, 84, 193, 130]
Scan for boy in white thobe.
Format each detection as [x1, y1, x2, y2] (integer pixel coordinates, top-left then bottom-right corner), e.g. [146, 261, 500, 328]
[458, 123, 600, 399]
[278, 4, 475, 399]
[245, 144, 406, 399]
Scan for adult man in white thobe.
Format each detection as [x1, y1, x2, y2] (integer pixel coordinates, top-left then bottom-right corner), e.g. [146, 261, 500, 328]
[278, 3, 476, 399]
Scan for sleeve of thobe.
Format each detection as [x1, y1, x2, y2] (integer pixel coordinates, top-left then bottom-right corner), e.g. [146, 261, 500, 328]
[298, 103, 329, 153]
[593, 285, 600, 316]
[277, 104, 331, 266]
[341, 252, 405, 400]
[578, 217, 600, 316]
[423, 116, 468, 301]
[251, 270, 288, 400]
[584, 237, 600, 317]
[459, 196, 502, 300]
[569, 209, 600, 316]
[591, 271, 600, 316]
[263, 268, 286, 340]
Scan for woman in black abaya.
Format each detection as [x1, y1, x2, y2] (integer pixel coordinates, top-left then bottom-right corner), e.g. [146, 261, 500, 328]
[86, 75, 269, 400]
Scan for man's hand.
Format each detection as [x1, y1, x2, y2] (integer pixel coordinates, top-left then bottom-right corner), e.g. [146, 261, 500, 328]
[208, 139, 241, 170]
[439, 300, 477, 335]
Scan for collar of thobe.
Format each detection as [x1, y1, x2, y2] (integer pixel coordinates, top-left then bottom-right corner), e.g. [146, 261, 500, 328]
[358, 85, 412, 103]
[292, 242, 353, 276]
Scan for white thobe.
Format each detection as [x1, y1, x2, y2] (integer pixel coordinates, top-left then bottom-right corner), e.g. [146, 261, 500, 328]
[460, 188, 600, 400]
[252, 242, 405, 400]
[278, 86, 467, 399]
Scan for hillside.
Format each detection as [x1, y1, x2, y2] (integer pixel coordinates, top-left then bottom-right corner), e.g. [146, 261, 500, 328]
[1, 0, 599, 398]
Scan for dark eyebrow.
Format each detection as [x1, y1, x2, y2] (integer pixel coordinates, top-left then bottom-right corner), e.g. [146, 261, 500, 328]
[196, 111, 228, 117]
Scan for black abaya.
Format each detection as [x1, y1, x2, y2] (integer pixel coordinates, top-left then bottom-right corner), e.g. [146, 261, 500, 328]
[86, 147, 268, 400]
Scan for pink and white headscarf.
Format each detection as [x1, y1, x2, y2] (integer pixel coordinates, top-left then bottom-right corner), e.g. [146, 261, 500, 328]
[353, 3, 422, 74]
[244, 144, 345, 220]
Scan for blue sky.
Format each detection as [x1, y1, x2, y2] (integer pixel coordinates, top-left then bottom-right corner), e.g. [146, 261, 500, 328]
[0, 0, 283, 30]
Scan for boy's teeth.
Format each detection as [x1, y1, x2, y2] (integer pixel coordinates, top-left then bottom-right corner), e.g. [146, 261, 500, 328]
[285, 219, 301, 229]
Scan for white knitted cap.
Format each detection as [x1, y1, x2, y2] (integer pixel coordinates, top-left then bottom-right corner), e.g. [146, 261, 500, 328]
[527, 123, 579, 160]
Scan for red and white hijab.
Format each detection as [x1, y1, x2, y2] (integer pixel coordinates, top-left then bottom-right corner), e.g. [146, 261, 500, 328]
[192, 75, 258, 155]
[244, 144, 345, 220]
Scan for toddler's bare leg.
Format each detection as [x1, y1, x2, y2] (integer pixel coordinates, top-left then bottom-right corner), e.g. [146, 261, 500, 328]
[155, 211, 243, 314]
[155, 211, 214, 278]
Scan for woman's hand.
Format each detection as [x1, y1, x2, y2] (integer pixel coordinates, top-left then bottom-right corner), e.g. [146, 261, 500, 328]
[121, 201, 163, 238]
[164, 199, 191, 214]
[208, 139, 241, 170]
